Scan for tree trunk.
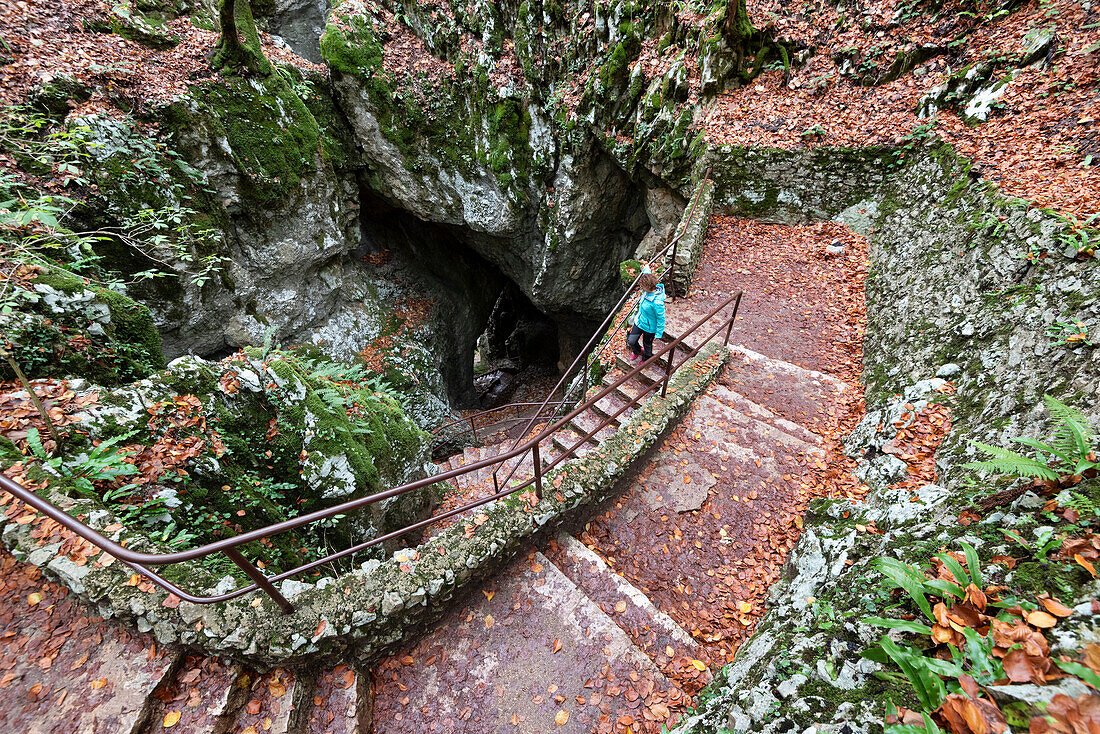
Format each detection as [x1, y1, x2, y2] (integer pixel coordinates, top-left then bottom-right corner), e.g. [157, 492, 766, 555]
[213, 0, 270, 74]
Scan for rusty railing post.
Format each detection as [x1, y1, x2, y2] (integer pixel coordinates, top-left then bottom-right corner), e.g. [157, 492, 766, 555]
[532, 442, 543, 500]
[724, 292, 742, 346]
[667, 239, 677, 301]
[661, 343, 676, 398]
[223, 547, 295, 614]
[469, 415, 479, 445]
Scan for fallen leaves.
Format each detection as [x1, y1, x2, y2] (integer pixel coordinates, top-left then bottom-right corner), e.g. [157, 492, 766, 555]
[554, 710, 569, 725]
[162, 710, 181, 727]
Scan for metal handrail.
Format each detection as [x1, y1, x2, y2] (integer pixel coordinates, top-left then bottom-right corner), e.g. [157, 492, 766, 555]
[0, 290, 740, 614]
[490, 167, 712, 491]
[0, 179, 730, 616]
[431, 400, 572, 447]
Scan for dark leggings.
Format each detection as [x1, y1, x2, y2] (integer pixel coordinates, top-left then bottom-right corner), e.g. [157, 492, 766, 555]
[627, 325, 655, 360]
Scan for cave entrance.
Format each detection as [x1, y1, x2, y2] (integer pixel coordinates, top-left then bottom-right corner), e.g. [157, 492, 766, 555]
[356, 189, 563, 411]
[473, 283, 560, 409]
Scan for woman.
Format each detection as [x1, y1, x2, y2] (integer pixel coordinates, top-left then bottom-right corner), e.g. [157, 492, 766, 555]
[627, 269, 665, 365]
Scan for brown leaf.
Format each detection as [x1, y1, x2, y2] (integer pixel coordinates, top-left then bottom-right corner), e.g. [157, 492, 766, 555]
[268, 677, 286, 698]
[1075, 554, 1097, 578]
[1038, 596, 1074, 618]
[990, 555, 1018, 569]
[1002, 648, 1035, 683]
[246, 699, 262, 715]
[1026, 610, 1058, 629]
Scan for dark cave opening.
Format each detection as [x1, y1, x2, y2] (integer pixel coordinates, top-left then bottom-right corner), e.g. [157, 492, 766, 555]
[356, 189, 565, 410]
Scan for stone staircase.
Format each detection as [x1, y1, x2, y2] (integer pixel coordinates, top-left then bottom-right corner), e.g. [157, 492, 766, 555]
[0, 551, 374, 734]
[365, 331, 842, 733]
[0, 322, 844, 733]
[430, 348, 681, 529]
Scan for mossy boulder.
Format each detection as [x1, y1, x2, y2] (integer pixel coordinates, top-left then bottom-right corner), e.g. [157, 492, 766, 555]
[75, 349, 439, 570]
[0, 262, 164, 385]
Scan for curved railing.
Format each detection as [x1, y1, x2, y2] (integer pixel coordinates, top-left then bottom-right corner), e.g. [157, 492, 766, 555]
[0, 289, 740, 613]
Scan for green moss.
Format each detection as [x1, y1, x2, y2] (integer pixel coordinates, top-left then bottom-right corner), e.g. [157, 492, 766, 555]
[319, 14, 384, 76]
[619, 259, 644, 287]
[195, 74, 321, 205]
[3, 265, 164, 384]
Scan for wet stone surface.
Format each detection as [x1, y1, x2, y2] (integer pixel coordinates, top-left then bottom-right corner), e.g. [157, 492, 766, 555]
[370, 549, 672, 733]
[0, 550, 176, 734]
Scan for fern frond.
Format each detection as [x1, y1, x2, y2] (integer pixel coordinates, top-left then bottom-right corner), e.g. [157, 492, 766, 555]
[964, 440, 1060, 479]
[1044, 395, 1095, 460]
[1064, 491, 1098, 518]
[967, 440, 1033, 462]
[1011, 436, 1073, 464]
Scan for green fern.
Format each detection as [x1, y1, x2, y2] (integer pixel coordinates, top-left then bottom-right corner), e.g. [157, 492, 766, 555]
[962, 440, 1061, 481]
[1046, 395, 1096, 471]
[1064, 490, 1098, 519]
[963, 395, 1098, 481]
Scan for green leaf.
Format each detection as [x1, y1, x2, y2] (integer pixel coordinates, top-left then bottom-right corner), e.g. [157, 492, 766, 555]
[935, 552, 970, 587]
[961, 542, 981, 586]
[879, 637, 946, 710]
[864, 617, 933, 634]
[924, 579, 965, 599]
[861, 645, 890, 665]
[25, 427, 47, 460]
[876, 557, 935, 622]
[1056, 660, 1100, 690]
[1045, 395, 1095, 462]
[1012, 436, 1073, 465]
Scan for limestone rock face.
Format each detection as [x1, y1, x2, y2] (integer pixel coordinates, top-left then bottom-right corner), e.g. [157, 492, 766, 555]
[146, 91, 361, 361]
[333, 68, 649, 335]
[258, 0, 330, 63]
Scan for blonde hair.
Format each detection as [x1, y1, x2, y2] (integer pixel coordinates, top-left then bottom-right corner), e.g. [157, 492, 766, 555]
[639, 272, 659, 292]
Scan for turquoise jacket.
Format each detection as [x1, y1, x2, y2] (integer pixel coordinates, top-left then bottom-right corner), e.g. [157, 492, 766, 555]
[635, 284, 666, 338]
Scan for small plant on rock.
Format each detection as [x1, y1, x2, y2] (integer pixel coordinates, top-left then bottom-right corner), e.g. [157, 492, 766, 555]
[963, 395, 1098, 487]
[1047, 320, 1094, 347]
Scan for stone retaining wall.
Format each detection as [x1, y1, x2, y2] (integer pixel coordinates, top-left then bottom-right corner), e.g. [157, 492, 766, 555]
[672, 142, 1100, 733]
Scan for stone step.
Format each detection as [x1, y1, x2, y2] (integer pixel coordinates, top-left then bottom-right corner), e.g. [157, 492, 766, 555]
[301, 664, 371, 734]
[546, 534, 702, 669]
[565, 417, 602, 447]
[225, 668, 309, 734]
[0, 550, 181, 734]
[592, 390, 633, 427]
[368, 549, 672, 732]
[613, 355, 664, 387]
[729, 344, 848, 389]
[551, 428, 595, 458]
[722, 344, 849, 433]
[569, 410, 619, 446]
[138, 655, 246, 734]
[588, 398, 621, 427]
[708, 384, 825, 448]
